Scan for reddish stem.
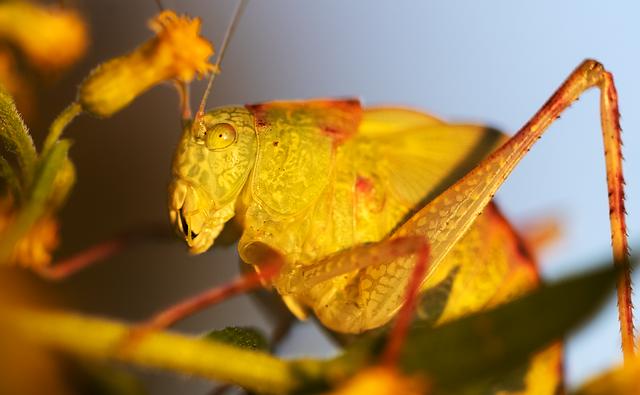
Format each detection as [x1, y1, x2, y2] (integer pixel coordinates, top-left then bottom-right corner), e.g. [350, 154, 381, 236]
[37, 224, 171, 280]
[382, 242, 430, 367]
[138, 258, 283, 333]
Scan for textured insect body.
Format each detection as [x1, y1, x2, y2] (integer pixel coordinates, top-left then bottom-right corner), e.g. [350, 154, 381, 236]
[168, 59, 631, 391]
[170, 98, 535, 333]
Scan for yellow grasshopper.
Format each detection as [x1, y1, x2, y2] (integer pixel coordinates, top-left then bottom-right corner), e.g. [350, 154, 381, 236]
[168, 58, 631, 360]
[0, 3, 624, 393]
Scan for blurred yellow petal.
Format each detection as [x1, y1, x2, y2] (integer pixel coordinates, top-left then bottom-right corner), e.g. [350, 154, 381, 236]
[0, 331, 73, 395]
[0, 49, 34, 115]
[0, 50, 24, 95]
[149, 10, 216, 81]
[79, 10, 215, 117]
[0, 2, 87, 71]
[0, 269, 71, 395]
[574, 358, 640, 395]
[328, 367, 428, 395]
[0, 202, 59, 268]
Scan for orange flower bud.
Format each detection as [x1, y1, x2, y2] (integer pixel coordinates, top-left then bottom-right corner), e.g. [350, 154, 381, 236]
[78, 10, 216, 117]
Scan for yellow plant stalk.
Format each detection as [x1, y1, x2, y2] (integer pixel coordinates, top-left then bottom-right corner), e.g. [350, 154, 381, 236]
[0, 306, 299, 395]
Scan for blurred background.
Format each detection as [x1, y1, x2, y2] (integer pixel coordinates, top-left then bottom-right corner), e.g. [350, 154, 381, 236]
[19, 0, 640, 394]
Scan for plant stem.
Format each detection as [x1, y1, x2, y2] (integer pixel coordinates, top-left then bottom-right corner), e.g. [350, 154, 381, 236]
[36, 223, 173, 280]
[43, 102, 82, 153]
[1, 306, 301, 394]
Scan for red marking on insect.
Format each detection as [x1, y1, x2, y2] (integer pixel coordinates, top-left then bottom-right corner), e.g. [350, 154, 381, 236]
[356, 176, 374, 194]
[246, 103, 270, 130]
[321, 124, 351, 145]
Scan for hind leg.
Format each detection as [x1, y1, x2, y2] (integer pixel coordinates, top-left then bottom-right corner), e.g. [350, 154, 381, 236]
[395, 59, 632, 360]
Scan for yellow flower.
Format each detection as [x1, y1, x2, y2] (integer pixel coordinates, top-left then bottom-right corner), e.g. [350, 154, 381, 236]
[79, 10, 216, 117]
[149, 10, 217, 82]
[0, 50, 33, 115]
[0, 2, 88, 71]
[0, 201, 59, 268]
[328, 367, 428, 395]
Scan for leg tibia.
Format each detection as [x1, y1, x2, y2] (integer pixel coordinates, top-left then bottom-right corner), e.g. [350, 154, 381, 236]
[395, 59, 633, 360]
[129, 253, 284, 338]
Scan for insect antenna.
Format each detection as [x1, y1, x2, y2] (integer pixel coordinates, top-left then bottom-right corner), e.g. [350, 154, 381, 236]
[153, 0, 165, 11]
[194, 0, 248, 125]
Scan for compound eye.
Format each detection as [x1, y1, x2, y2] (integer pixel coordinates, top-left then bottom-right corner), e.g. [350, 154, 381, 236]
[206, 123, 237, 150]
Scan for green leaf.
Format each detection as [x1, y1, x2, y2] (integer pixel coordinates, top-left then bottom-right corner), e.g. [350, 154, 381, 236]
[47, 157, 76, 211]
[0, 85, 36, 187]
[431, 355, 534, 395]
[416, 265, 459, 326]
[205, 327, 270, 352]
[327, 261, 621, 393]
[29, 140, 72, 205]
[403, 265, 614, 389]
